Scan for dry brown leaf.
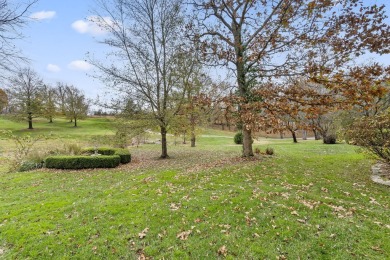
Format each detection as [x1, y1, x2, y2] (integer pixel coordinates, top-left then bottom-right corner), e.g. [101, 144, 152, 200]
[138, 228, 149, 239]
[291, 210, 299, 216]
[177, 230, 191, 240]
[170, 203, 181, 211]
[217, 245, 228, 256]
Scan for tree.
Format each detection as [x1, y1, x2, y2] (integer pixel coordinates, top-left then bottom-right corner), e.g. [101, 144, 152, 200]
[347, 110, 390, 163]
[41, 84, 57, 123]
[7, 67, 43, 129]
[91, 0, 190, 158]
[192, 0, 390, 157]
[0, 88, 8, 113]
[55, 82, 68, 116]
[0, 0, 37, 76]
[63, 85, 89, 127]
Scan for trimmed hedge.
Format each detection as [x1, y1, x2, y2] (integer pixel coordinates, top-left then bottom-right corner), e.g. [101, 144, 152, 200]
[82, 147, 116, 155]
[45, 155, 121, 169]
[83, 147, 131, 164]
[114, 148, 131, 164]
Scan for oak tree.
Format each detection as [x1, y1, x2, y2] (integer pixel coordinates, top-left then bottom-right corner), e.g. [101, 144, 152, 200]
[192, 0, 390, 156]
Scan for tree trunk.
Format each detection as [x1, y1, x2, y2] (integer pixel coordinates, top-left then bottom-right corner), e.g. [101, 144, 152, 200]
[291, 130, 298, 143]
[280, 131, 284, 139]
[182, 132, 186, 144]
[74, 117, 77, 127]
[49, 116, 53, 123]
[28, 112, 33, 129]
[160, 126, 169, 158]
[302, 130, 307, 140]
[191, 132, 196, 147]
[313, 129, 321, 140]
[242, 128, 254, 157]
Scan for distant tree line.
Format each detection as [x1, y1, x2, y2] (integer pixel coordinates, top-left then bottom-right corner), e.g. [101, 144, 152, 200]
[1, 68, 89, 129]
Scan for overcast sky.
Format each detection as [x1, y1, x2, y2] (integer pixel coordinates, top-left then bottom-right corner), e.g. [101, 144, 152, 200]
[17, 0, 390, 100]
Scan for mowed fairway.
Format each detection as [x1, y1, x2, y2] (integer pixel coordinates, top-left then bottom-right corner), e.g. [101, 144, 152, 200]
[0, 117, 389, 259]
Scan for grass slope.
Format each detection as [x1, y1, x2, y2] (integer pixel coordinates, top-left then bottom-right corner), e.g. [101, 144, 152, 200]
[0, 117, 389, 259]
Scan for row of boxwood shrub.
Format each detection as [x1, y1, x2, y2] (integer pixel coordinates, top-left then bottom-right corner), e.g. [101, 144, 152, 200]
[82, 147, 131, 164]
[45, 148, 131, 170]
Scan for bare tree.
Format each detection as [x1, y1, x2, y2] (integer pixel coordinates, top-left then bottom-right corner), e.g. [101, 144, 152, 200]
[7, 67, 43, 129]
[41, 84, 57, 123]
[63, 85, 89, 127]
[90, 0, 189, 158]
[191, 0, 390, 157]
[0, 0, 37, 76]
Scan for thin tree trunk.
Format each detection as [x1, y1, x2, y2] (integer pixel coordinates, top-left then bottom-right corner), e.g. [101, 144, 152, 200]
[49, 116, 53, 123]
[280, 131, 284, 139]
[183, 132, 186, 144]
[190, 119, 196, 147]
[74, 117, 77, 127]
[160, 126, 168, 158]
[313, 129, 321, 140]
[291, 130, 298, 143]
[302, 130, 307, 140]
[191, 132, 196, 147]
[28, 112, 33, 129]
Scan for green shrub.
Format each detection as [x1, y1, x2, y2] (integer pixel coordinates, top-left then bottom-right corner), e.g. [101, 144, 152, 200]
[114, 148, 131, 164]
[265, 147, 274, 155]
[45, 155, 121, 169]
[323, 134, 337, 144]
[82, 147, 131, 164]
[82, 147, 116, 155]
[234, 132, 243, 144]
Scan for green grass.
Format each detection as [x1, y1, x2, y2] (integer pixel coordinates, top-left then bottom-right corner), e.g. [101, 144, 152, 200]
[0, 116, 389, 259]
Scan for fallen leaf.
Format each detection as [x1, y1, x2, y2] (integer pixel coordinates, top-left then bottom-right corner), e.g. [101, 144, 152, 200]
[217, 245, 227, 256]
[170, 203, 181, 211]
[371, 246, 383, 252]
[291, 210, 299, 216]
[177, 230, 191, 240]
[138, 228, 149, 239]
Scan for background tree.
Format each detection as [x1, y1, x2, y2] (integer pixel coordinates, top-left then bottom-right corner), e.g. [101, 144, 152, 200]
[55, 82, 68, 116]
[7, 67, 43, 129]
[91, 0, 190, 158]
[0, 0, 37, 76]
[64, 85, 89, 127]
[41, 84, 57, 123]
[192, 0, 390, 156]
[0, 88, 8, 113]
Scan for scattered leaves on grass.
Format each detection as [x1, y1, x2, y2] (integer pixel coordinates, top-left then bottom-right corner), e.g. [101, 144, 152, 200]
[170, 203, 181, 211]
[138, 228, 149, 239]
[369, 197, 380, 205]
[217, 245, 227, 257]
[291, 210, 299, 216]
[371, 246, 383, 252]
[177, 230, 192, 240]
[299, 200, 320, 209]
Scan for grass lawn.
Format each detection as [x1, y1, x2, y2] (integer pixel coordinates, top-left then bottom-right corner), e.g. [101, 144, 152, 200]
[0, 116, 389, 259]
